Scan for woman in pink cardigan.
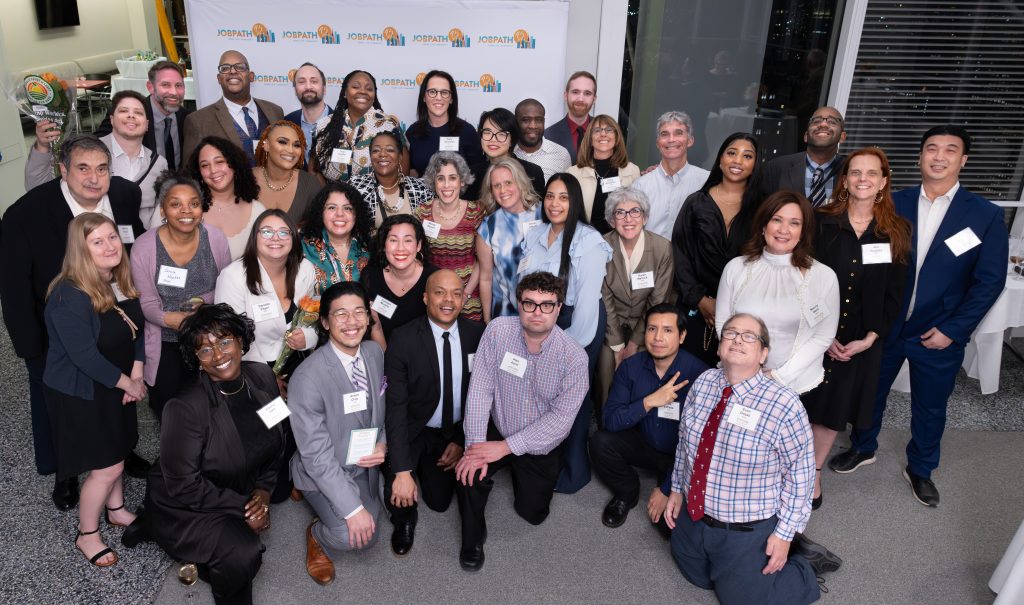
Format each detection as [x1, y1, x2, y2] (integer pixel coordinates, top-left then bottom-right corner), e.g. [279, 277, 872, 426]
[130, 173, 232, 421]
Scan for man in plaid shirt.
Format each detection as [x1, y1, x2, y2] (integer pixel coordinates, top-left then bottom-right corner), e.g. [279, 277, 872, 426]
[455, 271, 588, 572]
[665, 313, 840, 604]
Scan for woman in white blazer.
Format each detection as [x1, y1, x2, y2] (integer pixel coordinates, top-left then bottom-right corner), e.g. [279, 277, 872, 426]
[215, 209, 317, 375]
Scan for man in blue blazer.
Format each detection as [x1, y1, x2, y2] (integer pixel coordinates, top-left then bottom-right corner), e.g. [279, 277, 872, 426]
[544, 70, 597, 165]
[829, 125, 1008, 507]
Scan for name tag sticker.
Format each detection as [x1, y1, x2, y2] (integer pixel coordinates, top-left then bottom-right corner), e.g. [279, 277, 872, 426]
[631, 271, 655, 290]
[657, 401, 680, 421]
[345, 427, 378, 465]
[256, 396, 291, 429]
[117, 225, 135, 244]
[468, 353, 475, 373]
[600, 176, 622, 193]
[803, 302, 827, 328]
[343, 390, 368, 414]
[422, 220, 442, 239]
[251, 300, 279, 322]
[371, 295, 397, 318]
[517, 255, 532, 274]
[861, 243, 892, 265]
[945, 227, 982, 257]
[439, 136, 460, 151]
[499, 351, 528, 378]
[156, 265, 188, 288]
[726, 404, 762, 431]
[330, 148, 353, 165]
[519, 219, 542, 238]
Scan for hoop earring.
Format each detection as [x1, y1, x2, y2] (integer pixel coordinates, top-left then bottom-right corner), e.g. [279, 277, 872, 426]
[874, 191, 883, 205]
[837, 188, 849, 204]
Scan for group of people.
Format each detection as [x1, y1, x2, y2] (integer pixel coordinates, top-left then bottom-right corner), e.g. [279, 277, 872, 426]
[0, 47, 1010, 605]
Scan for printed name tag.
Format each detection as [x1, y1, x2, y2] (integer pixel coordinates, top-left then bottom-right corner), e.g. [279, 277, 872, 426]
[499, 351, 527, 378]
[343, 390, 368, 414]
[439, 136, 460, 151]
[422, 220, 442, 239]
[251, 300, 280, 322]
[330, 148, 353, 165]
[631, 271, 655, 290]
[657, 401, 680, 421]
[861, 243, 892, 265]
[517, 255, 532, 274]
[468, 353, 475, 373]
[256, 396, 291, 429]
[945, 227, 982, 257]
[117, 225, 135, 244]
[345, 427, 378, 465]
[371, 295, 397, 318]
[156, 265, 188, 288]
[726, 404, 761, 431]
[519, 219, 542, 238]
[803, 302, 827, 328]
[600, 176, 622, 193]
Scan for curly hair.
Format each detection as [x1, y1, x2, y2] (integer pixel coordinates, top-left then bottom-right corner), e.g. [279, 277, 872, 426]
[185, 136, 261, 210]
[255, 120, 306, 170]
[178, 303, 255, 372]
[422, 150, 474, 195]
[301, 181, 375, 253]
[374, 214, 431, 269]
[516, 271, 566, 304]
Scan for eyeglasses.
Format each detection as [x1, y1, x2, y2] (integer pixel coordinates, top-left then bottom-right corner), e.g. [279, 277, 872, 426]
[425, 88, 452, 99]
[809, 115, 842, 127]
[217, 63, 249, 74]
[329, 308, 368, 322]
[613, 207, 644, 220]
[591, 126, 615, 135]
[721, 329, 764, 344]
[258, 227, 292, 240]
[519, 299, 557, 314]
[481, 129, 510, 142]
[196, 337, 237, 361]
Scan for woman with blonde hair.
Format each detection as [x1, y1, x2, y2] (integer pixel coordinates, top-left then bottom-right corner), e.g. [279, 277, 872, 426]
[44, 212, 147, 567]
[568, 115, 641, 234]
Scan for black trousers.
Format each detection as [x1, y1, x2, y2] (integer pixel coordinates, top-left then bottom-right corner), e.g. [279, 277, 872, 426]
[202, 518, 263, 605]
[590, 427, 674, 503]
[455, 424, 562, 549]
[149, 341, 195, 422]
[384, 426, 458, 525]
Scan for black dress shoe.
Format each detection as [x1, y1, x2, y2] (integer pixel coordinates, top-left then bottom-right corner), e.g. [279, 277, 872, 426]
[903, 466, 939, 507]
[124, 451, 151, 479]
[791, 533, 842, 575]
[811, 494, 823, 511]
[121, 509, 153, 548]
[391, 521, 415, 556]
[828, 449, 876, 474]
[52, 476, 79, 511]
[601, 497, 637, 528]
[459, 545, 484, 572]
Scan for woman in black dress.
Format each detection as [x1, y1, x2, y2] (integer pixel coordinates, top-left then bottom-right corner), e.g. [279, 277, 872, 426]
[802, 147, 910, 509]
[144, 304, 286, 604]
[672, 132, 761, 366]
[361, 214, 438, 346]
[43, 213, 147, 567]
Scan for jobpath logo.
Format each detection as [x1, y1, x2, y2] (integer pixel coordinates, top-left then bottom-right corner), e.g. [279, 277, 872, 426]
[318, 24, 341, 44]
[380, 74, 420, 90]
[452, 74, 503, 93]
[477, 28, 534, 49]
[412, 27, 470, 48]
[216, 23, 276, 42]
[253, 72, 291, 85]
[347, 26, 405, 46]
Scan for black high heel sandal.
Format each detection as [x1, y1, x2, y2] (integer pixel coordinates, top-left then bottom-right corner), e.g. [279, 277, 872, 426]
[812, 467, 823, 510]
[105, 504, 130, 528]
[76, 528, 118, 567]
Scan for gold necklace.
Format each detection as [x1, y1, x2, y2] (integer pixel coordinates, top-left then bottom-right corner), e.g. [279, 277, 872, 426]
[262, 166, 294, 192]
[218, 376, 247, 396]
[434, 200, 465, 223]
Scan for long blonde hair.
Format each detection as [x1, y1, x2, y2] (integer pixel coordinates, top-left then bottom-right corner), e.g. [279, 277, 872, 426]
[46, 213, 139, 312]
[478, 157, 541, 215]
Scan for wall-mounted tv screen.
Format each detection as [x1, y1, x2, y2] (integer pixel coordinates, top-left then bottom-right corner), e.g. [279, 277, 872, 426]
[35, 0, 80, 29]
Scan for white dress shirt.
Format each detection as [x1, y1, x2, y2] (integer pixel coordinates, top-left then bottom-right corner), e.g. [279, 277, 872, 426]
[907, 182, 959, 318]
[223, 97, 260, 138]
[515, 138, 572, 181]
[61, 181, 114, 220]
[102, 134, 168, 226]
[426, 319, 463, 428]
[633, 162, 710, 239]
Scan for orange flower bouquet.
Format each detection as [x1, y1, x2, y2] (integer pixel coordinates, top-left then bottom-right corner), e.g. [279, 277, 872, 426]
[272, 295, 320, 375]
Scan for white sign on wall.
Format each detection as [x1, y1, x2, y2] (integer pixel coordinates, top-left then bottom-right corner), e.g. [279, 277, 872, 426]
[183, 0, 570, 129]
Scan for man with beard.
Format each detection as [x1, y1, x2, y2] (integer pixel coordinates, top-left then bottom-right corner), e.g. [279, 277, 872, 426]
[545, 71, 597, 165]
[513, 99, 571, 181]
[182, 49, 284, 165]
[285, 62, 333, 163]
[761, 106, 846, 207]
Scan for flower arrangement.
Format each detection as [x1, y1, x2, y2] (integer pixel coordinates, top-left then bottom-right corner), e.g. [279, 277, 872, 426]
[272, 295, 320, 375]
[4, 70, 77, 177]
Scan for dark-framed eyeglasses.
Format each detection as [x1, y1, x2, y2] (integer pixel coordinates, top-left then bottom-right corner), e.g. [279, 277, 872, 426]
[481, 129, 510, 142]
[613, 207, 644, 220]
[809, 115, 842, 127]
[591, 126, 616, 135]
[425, 88, 452, 99]
[258, 227, 292, 240]
[519, 299, 557, 314]
[217, 63, 249, 74]
[196, 337, 237, 361]
[721, 329, 764, 345]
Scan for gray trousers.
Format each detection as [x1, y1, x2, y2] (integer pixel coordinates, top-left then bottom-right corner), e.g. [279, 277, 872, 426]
[303, 474, 381, 560]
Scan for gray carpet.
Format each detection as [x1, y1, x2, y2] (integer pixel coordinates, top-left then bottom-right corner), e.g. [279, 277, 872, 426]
[1, 311, 1022, 604]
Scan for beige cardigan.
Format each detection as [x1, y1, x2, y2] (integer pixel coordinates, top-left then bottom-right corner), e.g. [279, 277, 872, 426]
[568, 162, 642, 224]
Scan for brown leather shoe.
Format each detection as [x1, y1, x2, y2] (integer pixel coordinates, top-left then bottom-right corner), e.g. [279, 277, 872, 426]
[306, 519, 335, 585]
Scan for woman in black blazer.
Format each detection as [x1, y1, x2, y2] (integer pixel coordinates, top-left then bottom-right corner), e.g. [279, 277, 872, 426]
[141, 304, 286, 604]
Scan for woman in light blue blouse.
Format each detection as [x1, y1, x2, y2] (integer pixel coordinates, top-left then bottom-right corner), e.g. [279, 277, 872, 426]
[520, 173, 612, 493]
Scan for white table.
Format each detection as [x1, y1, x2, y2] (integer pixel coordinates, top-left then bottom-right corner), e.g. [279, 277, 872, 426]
[991, 518, 1024, 604]
[110, 74, 196, 100]
[892, 266, 1024, 394]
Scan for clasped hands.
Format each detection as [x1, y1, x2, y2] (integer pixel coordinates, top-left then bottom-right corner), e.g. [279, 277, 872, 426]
[244, 488, 271, 533]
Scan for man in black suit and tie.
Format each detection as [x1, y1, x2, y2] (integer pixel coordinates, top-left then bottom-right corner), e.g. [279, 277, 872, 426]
[383, 269, 485, 556]
[0, 134, 144, 511]
[94, 61, 191, 171]
[182, 49, 284, 166]
[760, 106, 846, 207]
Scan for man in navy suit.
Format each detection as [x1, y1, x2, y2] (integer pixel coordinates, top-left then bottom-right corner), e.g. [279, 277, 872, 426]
[544, 70, 596, 165]
[383, 270, 484, 556]
[829, 125, 1008, 507]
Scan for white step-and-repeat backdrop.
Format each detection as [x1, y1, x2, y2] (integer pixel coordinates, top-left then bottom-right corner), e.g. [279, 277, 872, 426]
[184, 0, 570, 128]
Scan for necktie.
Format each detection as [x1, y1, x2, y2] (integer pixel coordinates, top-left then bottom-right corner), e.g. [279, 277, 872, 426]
[574, 124, 585, 151]
[351, 356, 367, 391]
[241, 106, 259, 141]
[163, 118, 175, 170]
[687, 385, 733, 521]
[808, 165, 827, 207]
[441, 332, 455, 439]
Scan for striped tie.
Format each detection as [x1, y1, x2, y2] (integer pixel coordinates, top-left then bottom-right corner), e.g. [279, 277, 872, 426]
[351, 356, 367, 391]
[808, 166, 827, 208]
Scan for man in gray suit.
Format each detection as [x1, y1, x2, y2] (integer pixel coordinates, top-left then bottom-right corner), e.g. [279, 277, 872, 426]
[289, 282, 387, 586]
[760, 106, 846, 207]
[181, 49, 284, 166]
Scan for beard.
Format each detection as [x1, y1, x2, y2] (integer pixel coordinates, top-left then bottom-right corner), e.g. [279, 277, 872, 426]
[154, 94, 182, 114]
[299, 90, 324, 107]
